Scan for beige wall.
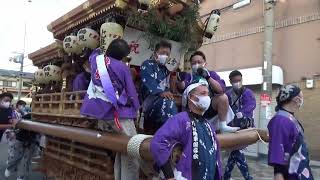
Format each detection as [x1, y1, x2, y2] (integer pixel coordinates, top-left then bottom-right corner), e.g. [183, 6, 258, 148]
[199, 0, 320, 160]
[199, 0, 320, 83]
[296, 79, 320, 160]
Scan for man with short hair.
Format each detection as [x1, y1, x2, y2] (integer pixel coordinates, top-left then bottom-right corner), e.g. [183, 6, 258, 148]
[80, 39, 140, 180]
[141, 40, 178, 133]
[0, 93, 19, 138]
[177, 51, 239, 133]
[72, 60, 91, 91]
[15, 100, 27, 118]
[224, 70, 256, 180]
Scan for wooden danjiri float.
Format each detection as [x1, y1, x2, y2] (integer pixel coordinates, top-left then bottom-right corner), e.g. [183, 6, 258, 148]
[23, 0, 269, 179]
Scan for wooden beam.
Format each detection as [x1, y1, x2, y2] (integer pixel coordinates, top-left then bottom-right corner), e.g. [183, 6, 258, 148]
[17, 120, 269, 161]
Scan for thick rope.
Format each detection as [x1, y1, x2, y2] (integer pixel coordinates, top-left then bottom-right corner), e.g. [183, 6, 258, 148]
[127, 134, 153, 159]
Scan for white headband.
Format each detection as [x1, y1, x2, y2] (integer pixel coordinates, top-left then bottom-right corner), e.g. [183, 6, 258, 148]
[182, 79, 208, 108]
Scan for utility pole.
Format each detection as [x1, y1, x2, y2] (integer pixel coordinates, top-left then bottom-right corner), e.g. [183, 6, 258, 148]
[9, 53, 24, 101]
[17, 18, 28, 101]
[17, 54, 24, 101]
[262, 0, 275, 96]
[259, 0, 276, 154]
[10, 0, 31, 101]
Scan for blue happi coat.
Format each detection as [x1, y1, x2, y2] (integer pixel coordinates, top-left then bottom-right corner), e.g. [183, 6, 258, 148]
[140, 59, 178, 125]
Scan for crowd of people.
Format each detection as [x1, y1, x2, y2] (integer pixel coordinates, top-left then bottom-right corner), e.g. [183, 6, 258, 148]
[0, 93, 43, 180]
[77, 39, 313, 180]
[0, 39, 314, 180]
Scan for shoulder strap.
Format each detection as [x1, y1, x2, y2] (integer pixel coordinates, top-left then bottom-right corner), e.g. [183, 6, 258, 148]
[96, 55, 118, 108]
[96, 55, 122, 129]
[231, 88, 245, 108]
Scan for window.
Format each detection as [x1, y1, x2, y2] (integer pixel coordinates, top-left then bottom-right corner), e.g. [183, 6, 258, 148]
[0, 81, 3, 86]
[23, 82, 32, 88]
[3, 81, 15, 87]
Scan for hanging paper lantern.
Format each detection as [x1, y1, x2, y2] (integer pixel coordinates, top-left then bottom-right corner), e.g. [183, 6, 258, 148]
[115, 0, 128, 9]
[63, 35, 82, 55]
[43, 65, 62, 82]
[138, 0, 152, 10]
[34, 69, 48, 84]
[100, 22, 124, 53]
[205, 12, 220, 39]
[77, 28, 100, 50]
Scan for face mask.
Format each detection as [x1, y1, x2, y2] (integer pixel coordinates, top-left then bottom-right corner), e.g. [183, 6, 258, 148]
[1, 101, 10, 109]
[18, 106, 25, 112]
[296, 97, 303, 109]
[192, 63, 205, 73]
[190, 95, 211, 112]
[157, 54, 168, 65]
[232, 82, 242, 90]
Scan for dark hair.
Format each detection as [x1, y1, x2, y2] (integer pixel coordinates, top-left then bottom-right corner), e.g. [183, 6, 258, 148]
[229, 70, 242, 80]
[0, 92, 13, 100]
[155, 40, 172, 51]
[16, 100, 26, 107]
[190, 51, 206, 62]
[106, 39, 130, 60]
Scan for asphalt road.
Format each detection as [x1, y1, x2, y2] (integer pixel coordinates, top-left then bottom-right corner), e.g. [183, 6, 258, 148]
[0, 144, 43, 180]
[0, 144, 318, 180]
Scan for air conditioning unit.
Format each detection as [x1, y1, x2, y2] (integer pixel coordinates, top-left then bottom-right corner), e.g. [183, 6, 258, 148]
[306, 79, 314, 89]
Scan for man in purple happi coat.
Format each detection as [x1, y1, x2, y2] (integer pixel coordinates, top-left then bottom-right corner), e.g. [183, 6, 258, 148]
[177, 51, 238, 133]
[80, 39, 140, 180]
[224, 70, 256, 180]
[72, 60, 91, 91]
[268, 85, 313, 180]
[151, 80, 223, 180]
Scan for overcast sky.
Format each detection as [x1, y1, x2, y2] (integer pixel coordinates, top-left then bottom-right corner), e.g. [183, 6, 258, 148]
[0, 0, 86, 73]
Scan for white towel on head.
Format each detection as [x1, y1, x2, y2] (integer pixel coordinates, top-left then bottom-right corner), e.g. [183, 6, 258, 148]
[181, 79, 209, 108]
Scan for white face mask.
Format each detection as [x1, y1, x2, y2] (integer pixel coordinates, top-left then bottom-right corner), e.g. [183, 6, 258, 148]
[192, 63, 205, 73]
[190, 95, 211, 112]
[18, 106, 26, 112]
[232, 82, 242, 90]
[297, 97, 303, 109]
[1, 101, 10, 109]
[157, 54, 168, 65]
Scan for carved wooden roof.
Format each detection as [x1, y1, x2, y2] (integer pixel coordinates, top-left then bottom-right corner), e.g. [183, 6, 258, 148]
[28, 40, 64, 67]
[47, 0, 117, 40]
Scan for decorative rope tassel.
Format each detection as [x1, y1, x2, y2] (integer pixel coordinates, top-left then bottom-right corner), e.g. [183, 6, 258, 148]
[114, 110, 122, 130]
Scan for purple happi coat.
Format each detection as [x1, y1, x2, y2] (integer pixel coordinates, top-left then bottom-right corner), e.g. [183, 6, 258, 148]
[268, 110, 314, 180]
[80, 49, 140, 120]
[72, 72, 90, 91]
[226, 88, 256, 118]
[150, 112, 222, 180]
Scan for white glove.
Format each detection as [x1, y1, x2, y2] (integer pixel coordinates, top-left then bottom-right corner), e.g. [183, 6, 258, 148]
[236, 112, 243, 119]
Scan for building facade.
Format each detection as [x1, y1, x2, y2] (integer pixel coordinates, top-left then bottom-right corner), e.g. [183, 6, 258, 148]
[0, 69, 34, 104]
[199, 0, 320, 160]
